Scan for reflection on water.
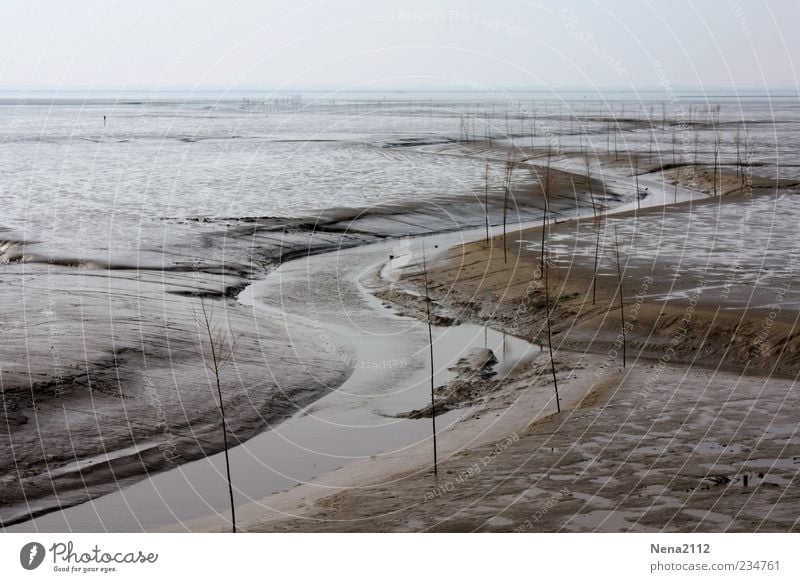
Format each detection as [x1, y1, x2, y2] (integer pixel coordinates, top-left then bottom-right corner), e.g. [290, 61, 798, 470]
[430, 324, 541, 385]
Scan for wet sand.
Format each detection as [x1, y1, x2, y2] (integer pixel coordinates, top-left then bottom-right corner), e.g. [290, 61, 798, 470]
[7, 228, 538, 532]
[173, 160, 800, 532]
[1, 149, 602, 527]
[5, 139, 798, 531]
[198, 358, 799, 532]
[0, 256, 354, 526]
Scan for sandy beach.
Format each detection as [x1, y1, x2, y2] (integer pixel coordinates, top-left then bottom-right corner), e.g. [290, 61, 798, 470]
[1, 152, 599, 528]
[4, 111, 799, 533]
[163, 148, 800, 533]
[186, 358, 799, 532]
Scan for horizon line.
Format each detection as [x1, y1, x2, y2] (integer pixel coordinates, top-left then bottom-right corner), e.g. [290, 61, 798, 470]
[0, 85, 798, 94]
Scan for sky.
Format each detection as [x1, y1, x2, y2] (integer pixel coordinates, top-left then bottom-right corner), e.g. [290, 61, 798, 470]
[0, 0, 797, 92]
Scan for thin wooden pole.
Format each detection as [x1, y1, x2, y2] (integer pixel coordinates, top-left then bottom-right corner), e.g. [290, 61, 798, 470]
[542, 200, 560, 413]
[422, 244, 438, 477]
[613, 226, 627, 368]
[484, 162, 490, 243]
[592, 214, 601, 306]
[200, 299, 236, 533]
[503, 155, 512, 263]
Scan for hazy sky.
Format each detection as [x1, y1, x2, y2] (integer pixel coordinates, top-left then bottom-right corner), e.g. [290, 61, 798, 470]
[0, 0, 797, 91]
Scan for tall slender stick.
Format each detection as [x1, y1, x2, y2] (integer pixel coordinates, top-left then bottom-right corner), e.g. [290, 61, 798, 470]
[735, 126, 741, 180]
[198, 299, 237, 533]
[613, 226, 627, 368]
[540, 146, 552, 274]
[584, 152, 600, 306]
[542, 196, 560, 412]
[713, 132, 721, 196]
[585, 152, 595, 216]
[671, 126, 676, 166]
[484, 162, 490, 243]
[422, 243, 438, 478]
[503, 154, 512, 263]
[592, 213, 602, 306]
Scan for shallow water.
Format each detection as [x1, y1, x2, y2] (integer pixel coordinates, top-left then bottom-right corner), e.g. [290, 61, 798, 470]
[530, 190, 800, 310]
[8, 229, 541, 532]
[4, 90, 800, 531]
[3, 90, 799, 264]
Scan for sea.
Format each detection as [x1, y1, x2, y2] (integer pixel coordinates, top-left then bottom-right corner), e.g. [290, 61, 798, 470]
[2, 88, 798, 265]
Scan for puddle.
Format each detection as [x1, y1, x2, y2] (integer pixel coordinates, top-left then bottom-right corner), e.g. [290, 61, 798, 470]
[682, 509, 733, 526]
[638, 485, 669, 496]
[741, 457, 800, 470]
[486, 515, 514, 528]
[693, 441, 746, 455]
[590, 476, 618, 487]
[567, 509, 647, 532]
[428, 324, 542, 389]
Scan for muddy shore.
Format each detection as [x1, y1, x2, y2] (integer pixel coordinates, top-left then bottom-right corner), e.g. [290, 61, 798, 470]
[173, 162, 800, 532]
[1, 144, 604, 527]
[5, 140, 797, 531]
[207, 357, 799, 532]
